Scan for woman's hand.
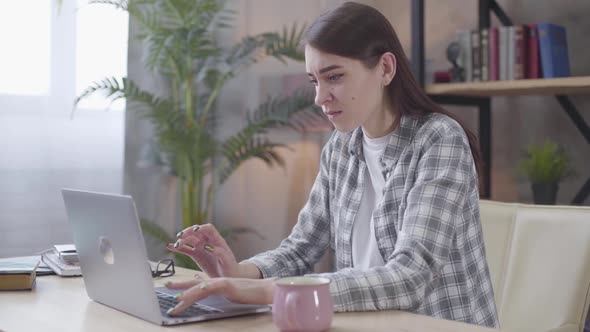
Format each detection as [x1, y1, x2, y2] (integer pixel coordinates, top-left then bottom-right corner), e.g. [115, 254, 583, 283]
[166, 223, 242, 278]
[164, 277, 275, 316]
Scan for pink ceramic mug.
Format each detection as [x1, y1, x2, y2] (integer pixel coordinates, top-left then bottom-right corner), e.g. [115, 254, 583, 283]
[272, 276, 333, 332]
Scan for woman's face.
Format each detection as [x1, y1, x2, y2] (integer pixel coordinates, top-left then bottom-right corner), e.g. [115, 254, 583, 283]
[305, 45, 394, 136]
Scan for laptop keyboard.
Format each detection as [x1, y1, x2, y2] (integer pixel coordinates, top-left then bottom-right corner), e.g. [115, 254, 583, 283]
[156, 291, 222, 318]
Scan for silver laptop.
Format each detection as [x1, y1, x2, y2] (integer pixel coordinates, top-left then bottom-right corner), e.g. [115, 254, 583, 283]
[61, 188, 270, 325]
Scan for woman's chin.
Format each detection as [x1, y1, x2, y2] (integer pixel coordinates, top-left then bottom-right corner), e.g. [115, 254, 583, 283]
[332, 122, 357, 133]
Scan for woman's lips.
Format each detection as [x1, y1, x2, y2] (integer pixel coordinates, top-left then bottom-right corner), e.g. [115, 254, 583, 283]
[325, 110, 343, 119]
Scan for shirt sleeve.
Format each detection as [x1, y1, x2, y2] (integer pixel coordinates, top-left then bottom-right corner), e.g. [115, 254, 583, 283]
[242, 137, 334, 278]
[307, 126, 474, 312]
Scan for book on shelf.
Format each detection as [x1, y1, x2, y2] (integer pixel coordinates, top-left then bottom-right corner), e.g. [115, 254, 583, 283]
[42, 247, 82, 277]
[538, 23, 570, 78]
[499, 26, 509, 81]
[480, 28, 489, 81]
[513, 25, 529, 80]
[488, 27, 499, 81]
[456, 30, 472, 82]
[527, 23, 540, 79]
[507, 26, 515, 80]
[0, 256, 40, 291]
[471, 30, 481, 81]
[449, 22, 570, 83]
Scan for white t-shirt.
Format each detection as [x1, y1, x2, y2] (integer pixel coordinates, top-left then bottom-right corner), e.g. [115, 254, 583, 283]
[351, 129, 392, 269]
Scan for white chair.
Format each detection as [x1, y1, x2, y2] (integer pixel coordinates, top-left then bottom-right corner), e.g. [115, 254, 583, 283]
[479, 200, 590, 332]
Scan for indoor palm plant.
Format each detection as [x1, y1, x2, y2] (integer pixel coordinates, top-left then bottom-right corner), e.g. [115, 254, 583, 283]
[517, 141, 572, 204]
[74, 0, 324, 267]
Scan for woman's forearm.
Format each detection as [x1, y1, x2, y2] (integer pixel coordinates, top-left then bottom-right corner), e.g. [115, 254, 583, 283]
[238, 262, 263, 279]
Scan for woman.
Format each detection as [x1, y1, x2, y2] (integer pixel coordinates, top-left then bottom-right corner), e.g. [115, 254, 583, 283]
[166, 2, 499, 328]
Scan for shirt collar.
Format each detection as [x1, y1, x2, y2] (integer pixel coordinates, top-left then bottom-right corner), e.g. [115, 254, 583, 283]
[348, 114, 420, 168]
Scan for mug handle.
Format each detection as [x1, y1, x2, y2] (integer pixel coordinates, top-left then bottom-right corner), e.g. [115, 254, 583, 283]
[285, 292, 300, 330]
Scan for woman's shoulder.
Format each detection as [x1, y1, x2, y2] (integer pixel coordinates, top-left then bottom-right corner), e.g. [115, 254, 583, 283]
[416, 113, 464, 136]
[412, 113, 468, 147]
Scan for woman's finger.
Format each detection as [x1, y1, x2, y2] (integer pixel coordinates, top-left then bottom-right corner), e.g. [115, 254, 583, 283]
[164, 279, 200, 290]
[174, 229, 229, 261]
[167, 280, 223, 315]
[166, 242, 221, 277]
[199, 224, 232, 247]
[199, 243, 234, 268]
[175, 224, 209, 239]
[174, 235, 202, 250]
[165, 241, 196, 257]
[170, 237, 220, 260]
[178, 224, 227, 248]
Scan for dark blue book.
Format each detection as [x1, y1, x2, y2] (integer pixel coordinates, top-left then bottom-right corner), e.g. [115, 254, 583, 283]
[538, 23, 570, 78]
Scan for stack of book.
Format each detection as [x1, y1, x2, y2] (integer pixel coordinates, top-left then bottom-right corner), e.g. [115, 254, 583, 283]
[53, 244, 79, 265]
[42, 244, 82, 277]
[455, 22, 570, 82]
[0, 256, 40, 290]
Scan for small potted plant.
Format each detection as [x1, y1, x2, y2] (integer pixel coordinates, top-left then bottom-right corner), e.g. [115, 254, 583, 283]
[517, 141, 573, 205]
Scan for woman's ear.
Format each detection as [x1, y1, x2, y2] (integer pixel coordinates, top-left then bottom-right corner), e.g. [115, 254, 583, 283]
[381, 52, 397, 86]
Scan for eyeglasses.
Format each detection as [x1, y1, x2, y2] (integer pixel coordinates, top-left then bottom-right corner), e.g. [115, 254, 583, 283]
[151, 259, 175, 278]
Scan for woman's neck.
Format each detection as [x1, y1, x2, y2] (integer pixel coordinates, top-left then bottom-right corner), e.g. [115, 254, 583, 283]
[362, 102, 398, 138]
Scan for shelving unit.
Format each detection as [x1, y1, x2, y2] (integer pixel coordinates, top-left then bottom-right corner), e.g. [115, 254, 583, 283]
[426, 76, 590, 97]
[411, 0, 590, 205]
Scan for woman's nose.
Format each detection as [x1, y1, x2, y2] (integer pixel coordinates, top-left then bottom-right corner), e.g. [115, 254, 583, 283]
[314, 84, 332, 106]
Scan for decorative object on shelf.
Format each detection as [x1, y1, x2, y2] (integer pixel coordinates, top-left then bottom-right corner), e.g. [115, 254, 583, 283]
[433, 71, 452, 83]
[517, 141, 573, 205]
[74, 0, 325, 268]
[446, 41, 465, 82]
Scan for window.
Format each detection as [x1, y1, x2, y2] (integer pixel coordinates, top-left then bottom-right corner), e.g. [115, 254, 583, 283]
[0, 1, 51, 95]
[76, 0, 128, 110]
[0, 0, 128, 169]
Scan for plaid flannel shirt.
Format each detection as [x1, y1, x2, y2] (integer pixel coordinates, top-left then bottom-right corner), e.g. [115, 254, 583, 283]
[244, 113, 499, 328]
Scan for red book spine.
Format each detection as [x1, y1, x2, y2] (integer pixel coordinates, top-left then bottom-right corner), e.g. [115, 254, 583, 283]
[488, 27, 499, 81]
[513, 25, 528, 80]
[527, 23, 540, 79]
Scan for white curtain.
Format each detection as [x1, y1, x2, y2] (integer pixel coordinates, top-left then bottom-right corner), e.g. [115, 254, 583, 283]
[0, 0, 128, 257]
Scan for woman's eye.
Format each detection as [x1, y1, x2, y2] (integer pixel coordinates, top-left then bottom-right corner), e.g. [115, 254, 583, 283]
[328, 74, 343, 82]
[309, 79, 318, 86]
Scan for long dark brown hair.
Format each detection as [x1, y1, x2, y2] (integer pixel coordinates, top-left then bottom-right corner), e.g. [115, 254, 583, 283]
[304, 2, 482, 174]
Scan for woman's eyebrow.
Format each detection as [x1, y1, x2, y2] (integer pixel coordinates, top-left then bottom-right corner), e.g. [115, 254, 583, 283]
[307, 65, 343, 76]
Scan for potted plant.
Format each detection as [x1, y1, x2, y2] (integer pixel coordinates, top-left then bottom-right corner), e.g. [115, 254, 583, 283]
[74, 0, 325, 267]
[517, 141, 572, 205]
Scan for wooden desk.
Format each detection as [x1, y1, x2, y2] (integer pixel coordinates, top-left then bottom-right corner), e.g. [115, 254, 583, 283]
[0, 267, 498, 332]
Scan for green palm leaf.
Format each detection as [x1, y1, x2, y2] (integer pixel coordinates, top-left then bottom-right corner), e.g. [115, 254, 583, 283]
[248, 87, 326, 132]
[140, 218, 174, 244]
[88, 0, 129, 10]
[261, 22, 306, 63]
[223, 23, 306, 77]
[217, 87, 327, 184]
[219, 137, 288, 184]
[174, 253, 198, 269]
[74, 77, 176, 128]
